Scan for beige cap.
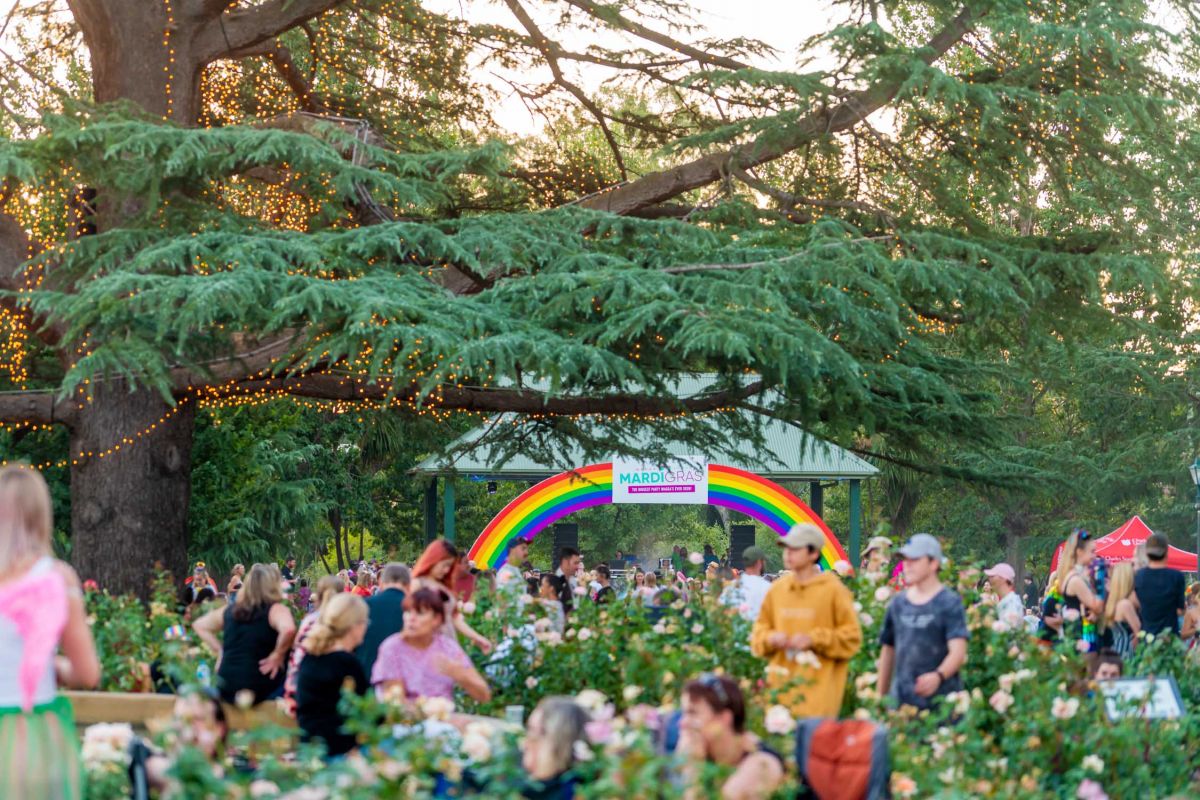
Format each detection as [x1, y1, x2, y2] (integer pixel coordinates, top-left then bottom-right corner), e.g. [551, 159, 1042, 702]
[778, 523, 826, 551]
[863, 536, 892, 555]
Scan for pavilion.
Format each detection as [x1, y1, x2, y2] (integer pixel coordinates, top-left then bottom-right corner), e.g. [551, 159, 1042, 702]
[412, 392, 879, 563]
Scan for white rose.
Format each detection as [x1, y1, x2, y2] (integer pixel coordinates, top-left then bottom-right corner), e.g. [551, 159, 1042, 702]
[250, 780, 281, 798]
[462, 729, 492, 762]
[859, 612, 874, 627]
[947, 690, 971, 716]
[832, 560, 851, 576]
[576, 689, 610, 715]
[991, 620, 1009, 633]
[1051, 696, 1080, 720]
[764, 705, 796, 735]
[691, 623, 704, 635]
[1082, 754, 1104, 774]
[874, 586, 892, 603]
[525, 676, 539, 689]
[461, 601, 476, 615]
[574, 585, 587, 596]
[688, 552, 705, 565]
[988, 690, 1014, 714]
[622, 685, 643, 703]
[1062, 608, 1081, 622]
[572, 740, 595, 761]
[578, 627, 593, 641]
[793, 650, 821, 669]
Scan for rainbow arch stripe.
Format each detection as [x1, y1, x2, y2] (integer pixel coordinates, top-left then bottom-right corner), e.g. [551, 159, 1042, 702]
[467, 462, 850, 571]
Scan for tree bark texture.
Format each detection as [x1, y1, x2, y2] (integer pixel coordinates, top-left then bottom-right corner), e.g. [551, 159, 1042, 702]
[69, 383, 196, 596]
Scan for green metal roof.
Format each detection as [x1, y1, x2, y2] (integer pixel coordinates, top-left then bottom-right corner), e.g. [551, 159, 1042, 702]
[414, 412, 878, 481]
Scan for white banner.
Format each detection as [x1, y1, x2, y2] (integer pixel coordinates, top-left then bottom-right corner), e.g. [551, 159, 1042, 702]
[612, 456, 708, 504]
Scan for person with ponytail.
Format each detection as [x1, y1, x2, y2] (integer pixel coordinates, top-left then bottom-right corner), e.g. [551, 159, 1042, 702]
[283, 575, 346, 716]
[295, 593, 370, 758]
[411, 539, 493, 654]
[1098, 561, 1139, 658]
[1057, 530, 1105, 652]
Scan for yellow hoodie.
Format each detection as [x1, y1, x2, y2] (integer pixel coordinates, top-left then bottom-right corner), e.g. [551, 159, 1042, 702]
[750, 571, 862, 717]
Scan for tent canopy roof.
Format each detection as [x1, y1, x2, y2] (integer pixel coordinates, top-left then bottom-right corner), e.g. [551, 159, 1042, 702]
[1051, 516, 1198, 573]
[413, 375, 877, 481]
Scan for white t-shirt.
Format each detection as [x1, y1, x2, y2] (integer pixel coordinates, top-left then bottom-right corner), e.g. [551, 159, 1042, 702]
[720, 574, 771, 622]
[996, 590, 1025, 627]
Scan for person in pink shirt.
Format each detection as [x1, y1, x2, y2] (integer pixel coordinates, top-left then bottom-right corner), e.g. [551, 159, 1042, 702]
[371, 587, 491, 705]
[0, 466, 101, 799]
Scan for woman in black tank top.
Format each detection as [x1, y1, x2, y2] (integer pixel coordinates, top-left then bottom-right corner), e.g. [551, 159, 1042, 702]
[193, 563, 297, 705]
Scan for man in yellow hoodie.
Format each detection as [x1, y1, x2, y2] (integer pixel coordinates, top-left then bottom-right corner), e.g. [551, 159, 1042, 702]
[751, 523, 862, 717]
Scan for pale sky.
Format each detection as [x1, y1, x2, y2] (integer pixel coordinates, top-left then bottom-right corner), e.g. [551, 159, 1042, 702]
[428, 0, 836, 134]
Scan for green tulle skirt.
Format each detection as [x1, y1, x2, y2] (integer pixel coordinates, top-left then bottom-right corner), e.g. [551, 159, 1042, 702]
[0, 695, 83, 800]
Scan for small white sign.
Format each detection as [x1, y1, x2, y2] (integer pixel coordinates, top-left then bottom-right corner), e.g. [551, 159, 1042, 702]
[1099, 675, 1185, 720]
[612, 456, 708, 504]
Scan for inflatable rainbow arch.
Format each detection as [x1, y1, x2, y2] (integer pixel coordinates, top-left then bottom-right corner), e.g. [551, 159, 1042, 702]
[467, 462, 850, 571]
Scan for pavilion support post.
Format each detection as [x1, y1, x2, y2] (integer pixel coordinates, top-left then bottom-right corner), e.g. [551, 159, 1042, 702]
[849, 479, 862, 567]
[443, 477, 456, 543]
[809, 481, 824, 518]
[424, 479, 438, 544]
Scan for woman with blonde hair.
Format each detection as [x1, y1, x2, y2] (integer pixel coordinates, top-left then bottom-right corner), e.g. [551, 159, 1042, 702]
[1099, 561, 1139, 657]
[1056, 531, 1104, 651]
[295, 593, 370, 757]
[352, 569, 374, 598]
[283, 574, 345, 715]
[194, 562, 297, 705]
[0, 466, 100, 799]
[520, 696, 591, 797]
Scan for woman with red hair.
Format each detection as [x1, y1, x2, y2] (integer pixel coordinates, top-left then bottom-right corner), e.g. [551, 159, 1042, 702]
[411, 540, 492, 654]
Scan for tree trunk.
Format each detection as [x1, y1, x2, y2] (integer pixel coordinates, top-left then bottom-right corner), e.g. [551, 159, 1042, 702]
[357, 525, 364, 563]
[1003, 503, 1032, 584]
[317, 545, 332, 575]
[330, 508, 345, 570]
[70, 384, 196, 596]
[887, 485, 921, 540]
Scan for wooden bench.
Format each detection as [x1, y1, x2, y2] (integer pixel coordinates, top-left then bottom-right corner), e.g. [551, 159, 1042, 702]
[65, 691, 297, 731]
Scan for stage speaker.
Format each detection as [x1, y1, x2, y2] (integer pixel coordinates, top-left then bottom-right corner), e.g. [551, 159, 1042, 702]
[729, 525, 756, 569]
[553, 523, 579, 566]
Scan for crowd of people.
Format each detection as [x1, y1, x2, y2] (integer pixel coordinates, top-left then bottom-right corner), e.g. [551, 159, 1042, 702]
[3, 455, 1200, 798]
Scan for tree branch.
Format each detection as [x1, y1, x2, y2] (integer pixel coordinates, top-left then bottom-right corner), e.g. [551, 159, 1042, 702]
[222, 39, 327, 112]
[0, 210, 63, 350]
[578, 5, 976, 216]
[194, 0, 347, 64]
[0, 389, 77, 426]
[501, 0, 627, 179]
[559, 0, 753, 71]
[219, 372, 767, 416]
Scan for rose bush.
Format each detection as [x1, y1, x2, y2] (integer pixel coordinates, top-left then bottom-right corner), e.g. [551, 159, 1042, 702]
[76, 565, 1200, 799]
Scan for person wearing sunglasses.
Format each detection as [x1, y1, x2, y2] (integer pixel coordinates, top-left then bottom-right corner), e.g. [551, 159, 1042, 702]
[1056, 530, 1105, 652]
[677, 673, 784, 800]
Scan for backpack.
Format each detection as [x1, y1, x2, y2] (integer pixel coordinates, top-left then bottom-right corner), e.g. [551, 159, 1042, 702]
[795, 718, 890, 800]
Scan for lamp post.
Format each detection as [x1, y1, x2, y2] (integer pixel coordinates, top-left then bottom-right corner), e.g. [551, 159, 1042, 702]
[1190, 457, 1200, 574]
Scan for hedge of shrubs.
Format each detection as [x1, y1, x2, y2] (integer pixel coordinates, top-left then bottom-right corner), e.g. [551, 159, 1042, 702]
[78, 565, 1200, 799]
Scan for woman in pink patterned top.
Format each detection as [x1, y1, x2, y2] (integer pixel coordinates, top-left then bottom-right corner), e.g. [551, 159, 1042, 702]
[371, 587, 491, 704]
[0, 466, 101, 799]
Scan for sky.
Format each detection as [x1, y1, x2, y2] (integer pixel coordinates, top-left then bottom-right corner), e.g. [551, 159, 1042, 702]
[428, 0, 838, 134]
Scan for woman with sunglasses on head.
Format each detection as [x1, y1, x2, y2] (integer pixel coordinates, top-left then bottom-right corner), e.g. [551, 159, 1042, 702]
[677, 674, 784, 800]
[411, 539, 493, 654]
[1056, 530, 1105, 653]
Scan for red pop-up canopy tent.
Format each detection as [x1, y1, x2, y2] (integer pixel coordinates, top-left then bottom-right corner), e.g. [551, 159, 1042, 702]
[1050, 516, 1199, 573]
